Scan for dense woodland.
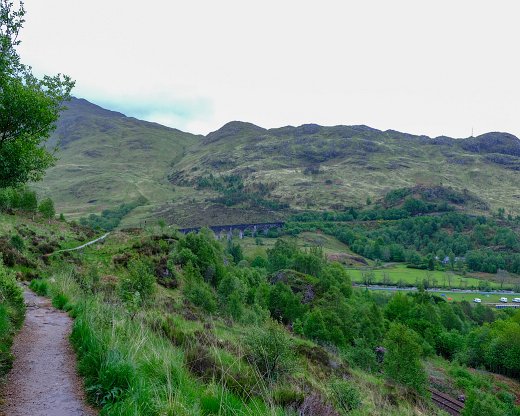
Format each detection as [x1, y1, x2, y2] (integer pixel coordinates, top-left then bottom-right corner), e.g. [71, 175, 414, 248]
[282, 200, 520, 276]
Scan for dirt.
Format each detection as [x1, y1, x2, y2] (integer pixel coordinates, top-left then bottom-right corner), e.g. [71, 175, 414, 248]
[0, 288, 97, 416]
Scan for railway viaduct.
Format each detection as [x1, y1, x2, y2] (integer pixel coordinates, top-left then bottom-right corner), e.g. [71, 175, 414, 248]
[177, 222, 285, 240]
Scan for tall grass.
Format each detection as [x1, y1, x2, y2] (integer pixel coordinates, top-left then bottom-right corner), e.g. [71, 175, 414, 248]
[0, 260, 25, 376]
[43, 268, 287, 416]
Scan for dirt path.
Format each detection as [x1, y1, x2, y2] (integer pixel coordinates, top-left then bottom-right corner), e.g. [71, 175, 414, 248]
[0, 288, 96, 416]
[50, 232, 110, 255]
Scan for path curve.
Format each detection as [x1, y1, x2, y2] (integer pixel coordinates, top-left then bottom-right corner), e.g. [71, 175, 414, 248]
[49, 232, 110, 255]
[0, 288, 96, 416]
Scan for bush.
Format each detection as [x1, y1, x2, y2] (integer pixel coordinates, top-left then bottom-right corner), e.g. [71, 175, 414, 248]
[0, 260, 25, 376]
[0, 304, 15, 376]
[184, 281, 217, 314]
[331, 380, 362, 414]
[10, 234, 24, 251]
[0, 261, 25, 329]
[38, 197, 55, 219]
[0, 187, 39, 212]
[119, 258, 156, 307]
[384, 322, 427, 393]
[19, 188, 37, 211]
[245, 321, 294, 381]
[462, 391, 519, 416]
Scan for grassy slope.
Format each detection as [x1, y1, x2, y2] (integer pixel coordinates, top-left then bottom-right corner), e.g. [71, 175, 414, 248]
[168, 123, 520, 224]
[35, 227, 441, 415]
[3, 212, 520, 414]
[35, 100, 520, 228]
[33, 98, 200, 221]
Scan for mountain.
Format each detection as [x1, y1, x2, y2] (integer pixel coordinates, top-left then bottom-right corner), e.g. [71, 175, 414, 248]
[36, 98, 520, 226]
[168, 122, 520, 224]
[34, 98, 200, 221]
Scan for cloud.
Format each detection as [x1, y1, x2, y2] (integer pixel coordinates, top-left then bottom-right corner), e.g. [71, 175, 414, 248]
[18, 0, 520, 137]
[88, 93, 213, 132]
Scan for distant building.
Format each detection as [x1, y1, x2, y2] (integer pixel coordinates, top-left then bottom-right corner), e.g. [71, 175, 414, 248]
[440, 256, 465, 265]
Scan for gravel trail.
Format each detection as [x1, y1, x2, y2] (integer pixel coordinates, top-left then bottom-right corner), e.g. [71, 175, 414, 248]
[0, 288, 96, 416]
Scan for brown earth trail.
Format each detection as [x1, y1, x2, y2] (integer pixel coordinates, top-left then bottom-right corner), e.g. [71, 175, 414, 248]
[0, 287, 96, 416]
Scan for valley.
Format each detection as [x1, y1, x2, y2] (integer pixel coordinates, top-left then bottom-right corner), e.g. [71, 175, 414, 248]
[2, 1, 520, 414]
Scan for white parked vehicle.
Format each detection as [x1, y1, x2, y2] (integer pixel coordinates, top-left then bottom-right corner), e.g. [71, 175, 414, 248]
[512, 298, 520, 303]
[500, 297, 508, 303]
[473, 298, 482, 303]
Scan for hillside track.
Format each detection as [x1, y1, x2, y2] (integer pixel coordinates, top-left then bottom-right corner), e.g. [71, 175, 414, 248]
[49, 232, 110, 255]
[0, 288, 96, 416]
[428, 388, 465, 416]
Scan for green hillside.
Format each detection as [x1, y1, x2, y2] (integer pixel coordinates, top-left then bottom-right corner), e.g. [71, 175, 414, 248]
[33, 98, 200, 221]
[168, 123, 520, 224]
[36, 100, 520, 227]
[3, 205, 520, 416]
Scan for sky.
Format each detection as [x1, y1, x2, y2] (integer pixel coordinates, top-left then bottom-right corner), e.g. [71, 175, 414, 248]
[18, 0, 520, 138]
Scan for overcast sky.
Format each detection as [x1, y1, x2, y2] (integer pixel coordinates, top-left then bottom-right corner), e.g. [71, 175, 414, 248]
[19, 0, 520, 137]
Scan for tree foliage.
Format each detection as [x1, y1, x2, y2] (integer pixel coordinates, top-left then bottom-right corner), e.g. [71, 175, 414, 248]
[0, 0, 74, 187]
[384, 322, 427, 393]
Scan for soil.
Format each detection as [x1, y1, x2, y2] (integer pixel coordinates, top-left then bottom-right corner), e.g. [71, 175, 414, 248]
[0, 287, 97, 416]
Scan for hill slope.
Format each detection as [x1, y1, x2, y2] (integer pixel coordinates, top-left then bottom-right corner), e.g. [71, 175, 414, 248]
[33, 98, 200, 220]
[36, 99, 520, 226]
[168, 122, 520, 223]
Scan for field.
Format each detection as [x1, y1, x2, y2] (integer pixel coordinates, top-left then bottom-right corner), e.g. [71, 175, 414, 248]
[358, 287, 520, 303]
[346, 264, 510, 290]
[238, 231, 520, 291]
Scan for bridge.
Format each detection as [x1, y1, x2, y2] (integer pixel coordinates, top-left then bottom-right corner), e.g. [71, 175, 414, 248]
[177, 222, 285, 240]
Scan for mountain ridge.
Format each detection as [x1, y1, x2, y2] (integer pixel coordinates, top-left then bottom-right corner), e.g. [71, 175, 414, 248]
[35, 98, 520, 226]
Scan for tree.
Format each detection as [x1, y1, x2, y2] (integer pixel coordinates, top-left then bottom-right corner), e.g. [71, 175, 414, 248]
[0, 1, 74, 187]
[383, 322, 427, 393]
[38, 197, 55, 219]
[497, 269, 510, 289]
[268, 282, 306, 324]
[119, 258, 156, 308]
[226, 240, 244, 264]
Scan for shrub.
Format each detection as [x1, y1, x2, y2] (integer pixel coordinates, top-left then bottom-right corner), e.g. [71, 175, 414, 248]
[183, 262, 217, 314]
[19, 188, 37, 211]
[38, 197, 55, 219]
[184, 281, 217, 314]
[0, 261, 25, 328]
[245, 321, 294, 381]
[462, 391, 518, 416]
[251, 256, 268, 268]
[119, 258, 156, 307]
[383, 322, 427, 394]
[0, 304, 15, 376]
[10, 234, 24, 251]
[0, 261, 25, 376]
[330, 380, 362, 414]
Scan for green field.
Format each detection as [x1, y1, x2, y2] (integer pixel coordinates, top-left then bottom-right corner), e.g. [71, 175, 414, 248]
[347, 264, 504, 289]
[358, 287, 520, 303]
[240, 231, 358, 256]
[238, 232, 518, 291]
